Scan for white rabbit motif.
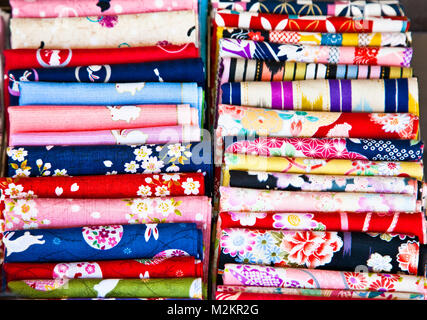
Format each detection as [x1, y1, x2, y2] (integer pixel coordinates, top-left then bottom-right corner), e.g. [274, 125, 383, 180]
[3, 231, 45, 257]
[111, 129, 148, 145]
[115, 83, 146, 96]
[93, 279, 120, 298]
[107, 106, 141, 123]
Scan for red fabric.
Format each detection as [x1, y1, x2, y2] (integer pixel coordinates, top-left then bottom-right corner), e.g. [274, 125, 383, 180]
[215, 11, 410, 33]
[0, 173, 205, 199]
[219, 211, 427, 244]
[4, 256, 203, 281]
[215, 291, 366, 300]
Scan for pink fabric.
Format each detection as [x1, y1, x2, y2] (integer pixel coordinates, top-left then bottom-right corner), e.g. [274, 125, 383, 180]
[9, 125, 201, 146]
[8, 105, 198, 133]
[10, 0, 198, 18]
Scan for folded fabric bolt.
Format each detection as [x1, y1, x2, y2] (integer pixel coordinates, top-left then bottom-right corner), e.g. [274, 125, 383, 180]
[223, 137, 424, 161]
[216, 105, 419, 140]
[218, 229, 422, 275]
[10, 0, 198, 18]
[216, 292, 355, 300]
[214, 10, 411, 33]
[7, 278, 203, 299]
[218, 211, 427, 244]
[3, 223, 203, 263]
[9, 125, 201, 147]
[4, 256, 202, 281]
[10, 10, 199, 49]
[3, 44, 200, 70]
[221, 264, 425, 294]
[223, 154, 424, 181]
[8, 105, 199, 133]
[219, 28, 412, 47]
[211, 1, 406, 17]
[8, 58, 205, 105]
[6, 143, 213, 187]
[219, 39, 412, 68]
[18, 81, 201, 109]
[215, 286, 424, 301]
[226, 171, 424, 196]
[0, 172, 206, 198]
[220, 78, 418, 113]
[219, 58, 413, 85]
[219, 186, 420, 213]
[17, 82, 204, 128]
[3, 196, 211, 231]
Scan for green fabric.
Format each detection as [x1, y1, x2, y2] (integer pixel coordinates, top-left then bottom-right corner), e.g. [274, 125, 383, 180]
[8, 278, 202, 299]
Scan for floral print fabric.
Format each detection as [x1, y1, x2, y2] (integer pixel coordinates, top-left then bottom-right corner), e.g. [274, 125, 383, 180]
[219, 186, 421, 213]
[226, 171, 423, 196]
[223, 154, 424, 182]
[3, 223, 203, 263]
[0, 173, 206, 199]
[217, 229, 421, 275]
[218, 211, 427, 245]
[10, 10, 199, 49]
[224, 137, 424, 162]
[221, 264, 425, 294]
[216, 285, 425, 301]
[8, 277, 203, 299]
[4, 256, 202, 281]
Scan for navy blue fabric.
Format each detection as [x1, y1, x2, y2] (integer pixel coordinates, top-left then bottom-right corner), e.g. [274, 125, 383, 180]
[3, 223, 203, 263]
[7, 58, 205, 106]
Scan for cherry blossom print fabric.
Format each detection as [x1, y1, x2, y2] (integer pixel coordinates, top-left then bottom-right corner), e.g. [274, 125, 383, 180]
[10, 0, 198, 18]
[223, 154, 424, 182]
[220, 27, 412, 47]
[220, 78, 419, 114]
[220, 58, 413, 84]
[217, 229, 422, 275]
[8, 105, 199, 133]
[215, 285, 425, 301]
[223, 137, 424, 162]
[3, 223, 203, 263]
[214, 10, 411, 33]
[9, 125, 202, 147]
[211, 1, 406, 17]
[2, 196, 211, 231]
[219, 38, 412, 67]
[221, 264, 426, 295]
[0, 173, 206, 199]
[4, 256, 202, 281]
[7, 277, 203, 299]
[10, 10, 199, 49]
[218, 211, 427, 245]
[226, 171, 423, 196]
[219, 186, 421, 213]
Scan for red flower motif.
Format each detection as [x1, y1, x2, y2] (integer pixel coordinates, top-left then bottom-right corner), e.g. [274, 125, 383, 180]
[397, 241, 419, 274]
[344, 272, 368, 290]
[280, 231, 343, 268]
[290, 120, 303, 136]
[354, 47, 379, 65]
[248, 31, 264, 42]
[369, 277, 395, 292]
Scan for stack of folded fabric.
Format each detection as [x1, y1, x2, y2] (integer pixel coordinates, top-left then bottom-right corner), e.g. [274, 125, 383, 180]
[0, 0, 213, 300]
[209, 0, 426, 300]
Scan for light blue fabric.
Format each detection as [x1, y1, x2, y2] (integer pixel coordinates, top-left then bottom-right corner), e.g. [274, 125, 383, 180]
[18, 81, 204, 128]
